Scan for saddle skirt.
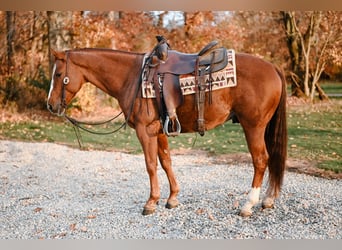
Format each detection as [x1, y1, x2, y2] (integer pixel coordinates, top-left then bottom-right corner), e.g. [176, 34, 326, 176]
[142, 49, 237, 99]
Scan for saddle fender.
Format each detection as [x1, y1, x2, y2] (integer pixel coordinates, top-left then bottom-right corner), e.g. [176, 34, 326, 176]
[162, 73, 184, 118]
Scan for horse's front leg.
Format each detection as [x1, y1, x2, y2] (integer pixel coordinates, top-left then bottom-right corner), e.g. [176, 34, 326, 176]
[135, 125, 160, 215]
[157, 133, 180, 209]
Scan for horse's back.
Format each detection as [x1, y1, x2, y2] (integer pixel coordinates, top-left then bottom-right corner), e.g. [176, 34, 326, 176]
[176, 52, 283, 132]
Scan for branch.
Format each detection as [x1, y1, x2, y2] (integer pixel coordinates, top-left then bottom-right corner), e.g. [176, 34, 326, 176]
[289, 71, 301, 88]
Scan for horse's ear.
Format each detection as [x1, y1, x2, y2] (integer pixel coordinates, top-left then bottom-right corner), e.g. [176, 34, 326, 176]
[50, 49, 65, 60]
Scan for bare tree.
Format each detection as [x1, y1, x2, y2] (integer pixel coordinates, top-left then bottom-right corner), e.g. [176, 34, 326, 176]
[47, 11, 74, 75]
[5, 11, 15, 75]
[1, 11, 17, 103]
[281, 11, 341, 100]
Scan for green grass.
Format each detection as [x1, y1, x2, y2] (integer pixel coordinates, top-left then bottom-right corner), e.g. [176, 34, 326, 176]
[320, 81, 342, 95]
[0, 118, 248, 154]
[287, 82, 342, 98]
[287, 101, 342, 173]
[0, 120, 142, 153]
[0, 100, 341, 173]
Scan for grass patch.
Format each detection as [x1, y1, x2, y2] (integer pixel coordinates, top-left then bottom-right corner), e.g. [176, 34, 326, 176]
[287, 82, 342, 99]
[0, 118, 247, 154]
[287, 101, 342, 173]
[0, 99, 341, 173]
[0, 120, 141, 153]
[320, 81, 342, 96]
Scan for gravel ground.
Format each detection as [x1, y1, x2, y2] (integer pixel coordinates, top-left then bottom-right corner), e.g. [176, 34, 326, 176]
[0, 140, 341, 239]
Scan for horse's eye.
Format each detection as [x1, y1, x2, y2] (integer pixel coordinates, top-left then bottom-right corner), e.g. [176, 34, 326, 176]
[55, 73, 62, 78]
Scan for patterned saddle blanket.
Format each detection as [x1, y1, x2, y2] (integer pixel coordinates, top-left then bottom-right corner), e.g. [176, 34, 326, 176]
[142, 49, 237, 98]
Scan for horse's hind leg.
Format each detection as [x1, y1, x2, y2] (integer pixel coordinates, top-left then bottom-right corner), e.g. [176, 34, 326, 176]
[157, 134, 180, 209]
[240, 125, 269, 217]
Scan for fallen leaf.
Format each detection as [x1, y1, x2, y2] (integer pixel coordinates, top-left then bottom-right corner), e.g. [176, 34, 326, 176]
[34, 207, 42, 213]
[70, 223, 77, 231]
[196, 208, 205, 215]
[208, 212, 215, 220]
[233, 200, 239, 209]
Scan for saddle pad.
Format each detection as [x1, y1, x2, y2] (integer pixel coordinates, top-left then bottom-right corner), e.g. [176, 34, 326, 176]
[142, 49, 236, 98]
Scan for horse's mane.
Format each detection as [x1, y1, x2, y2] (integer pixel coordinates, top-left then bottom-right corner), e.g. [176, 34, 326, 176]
[66, 47, 145, 56]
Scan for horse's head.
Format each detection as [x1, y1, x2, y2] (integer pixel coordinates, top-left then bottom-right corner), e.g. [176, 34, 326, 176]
[47, 49, 84, 116]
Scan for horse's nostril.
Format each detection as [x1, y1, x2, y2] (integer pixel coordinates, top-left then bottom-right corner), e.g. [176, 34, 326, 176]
[47, 103, 53, 111]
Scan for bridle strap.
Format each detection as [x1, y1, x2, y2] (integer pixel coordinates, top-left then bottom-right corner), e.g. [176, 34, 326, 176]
[61, 51, 70, 110]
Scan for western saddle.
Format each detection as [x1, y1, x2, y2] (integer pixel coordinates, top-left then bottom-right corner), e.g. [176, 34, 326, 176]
[144, 36, 228, 136]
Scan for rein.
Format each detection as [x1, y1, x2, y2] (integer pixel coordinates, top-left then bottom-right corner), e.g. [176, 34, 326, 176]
[64, 112, 126, 148]
[64, 111, 125, 135]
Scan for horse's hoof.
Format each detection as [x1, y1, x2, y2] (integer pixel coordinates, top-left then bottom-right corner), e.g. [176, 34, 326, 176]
[262, 197, 274, 209]
[262, 203, 274, 209]
[165, 199, 179, 209]
[239, 209, 252, 217]
[142, 208, 156, 216]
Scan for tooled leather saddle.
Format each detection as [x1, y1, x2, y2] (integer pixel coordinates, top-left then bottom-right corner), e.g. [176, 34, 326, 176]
[145, 36, 228, 136]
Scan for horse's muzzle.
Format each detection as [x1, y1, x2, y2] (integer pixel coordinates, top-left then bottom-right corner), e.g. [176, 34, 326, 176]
[47, 102, 65, 117]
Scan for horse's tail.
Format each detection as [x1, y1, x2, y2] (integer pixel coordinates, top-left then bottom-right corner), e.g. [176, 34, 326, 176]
[265, 66, 288, 198]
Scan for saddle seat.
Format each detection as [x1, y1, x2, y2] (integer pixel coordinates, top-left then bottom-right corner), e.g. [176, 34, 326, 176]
[158, 47, 228, 76]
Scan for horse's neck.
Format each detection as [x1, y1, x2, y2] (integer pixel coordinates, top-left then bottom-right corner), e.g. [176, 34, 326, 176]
[74, 50, 144, 114]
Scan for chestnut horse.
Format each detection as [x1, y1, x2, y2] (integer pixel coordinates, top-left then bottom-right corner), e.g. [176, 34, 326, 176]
[47, 47, 287, 217]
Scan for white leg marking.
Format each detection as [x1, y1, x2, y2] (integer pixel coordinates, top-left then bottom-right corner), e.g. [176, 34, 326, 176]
[240, 187, 260, 216]
[47, 64, 56, 101]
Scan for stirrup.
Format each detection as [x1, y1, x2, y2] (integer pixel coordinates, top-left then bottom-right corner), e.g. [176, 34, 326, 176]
[163, 116, 181, 136]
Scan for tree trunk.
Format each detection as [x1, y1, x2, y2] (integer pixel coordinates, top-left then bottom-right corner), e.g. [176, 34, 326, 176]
[3, 11, 16, 103]
[6, 11, 15, 75]
[30, 11, 38, 78]
[47, 11, 73, 76]
[281, 11, 304, 96]
[47, 11, 73, 50]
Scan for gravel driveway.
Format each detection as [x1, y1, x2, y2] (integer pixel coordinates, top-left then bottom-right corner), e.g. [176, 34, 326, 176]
[0, 140, 341, 239]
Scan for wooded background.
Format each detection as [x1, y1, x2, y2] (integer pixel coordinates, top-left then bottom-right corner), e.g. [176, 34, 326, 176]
[0, 11, 341, 113]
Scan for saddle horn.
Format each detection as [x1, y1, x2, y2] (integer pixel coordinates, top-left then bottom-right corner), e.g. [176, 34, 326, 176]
[155, 35, 170, 62]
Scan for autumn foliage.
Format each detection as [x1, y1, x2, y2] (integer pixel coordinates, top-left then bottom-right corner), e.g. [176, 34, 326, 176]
[0, 11, 341, 113]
